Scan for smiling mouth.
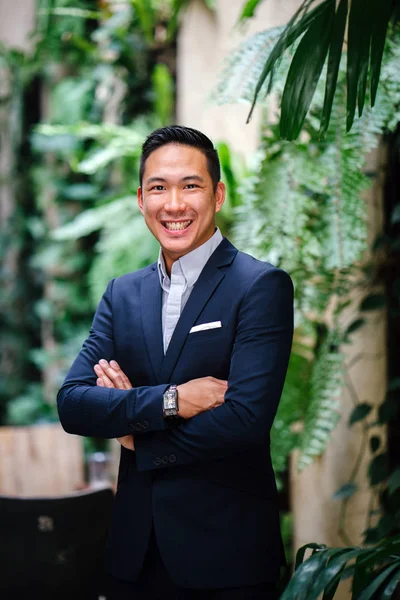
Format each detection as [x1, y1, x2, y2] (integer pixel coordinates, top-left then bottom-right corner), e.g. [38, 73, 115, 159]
[162, 220, 193, 231]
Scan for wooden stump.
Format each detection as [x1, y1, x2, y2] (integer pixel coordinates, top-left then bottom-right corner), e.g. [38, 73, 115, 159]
[0, 424, 85, 497]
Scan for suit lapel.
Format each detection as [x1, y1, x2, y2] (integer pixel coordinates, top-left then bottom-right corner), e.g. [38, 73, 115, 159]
[140, 266, 164, 383]
[159, 238, 238, 383]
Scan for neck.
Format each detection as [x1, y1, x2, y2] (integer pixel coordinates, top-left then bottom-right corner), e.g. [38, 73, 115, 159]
[162, 228, 216, 277]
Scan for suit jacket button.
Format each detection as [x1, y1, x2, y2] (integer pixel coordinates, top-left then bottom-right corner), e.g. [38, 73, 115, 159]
[142, 421, 149, 429]
[135, 423, 142, 430]
[161, 456, 169, 465]
[169, 454, 176, 463]
[129, 424, 136, 430]
[154, 457, 161, 466]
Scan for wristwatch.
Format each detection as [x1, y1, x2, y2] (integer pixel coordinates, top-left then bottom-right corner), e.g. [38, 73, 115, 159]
[162, 384, 179, 419]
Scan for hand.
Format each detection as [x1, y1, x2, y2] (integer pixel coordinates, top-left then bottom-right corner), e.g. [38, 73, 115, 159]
[94, 359, 134, 451]
[177, 376, 228, 419]
[94, 359, 133, 390]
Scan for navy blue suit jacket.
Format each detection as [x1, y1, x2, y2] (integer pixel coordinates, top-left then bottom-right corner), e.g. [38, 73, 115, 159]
[57, 237, 294, 588]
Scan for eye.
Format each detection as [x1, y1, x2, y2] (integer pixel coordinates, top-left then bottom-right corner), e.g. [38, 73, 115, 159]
[185, 184, 198, 189]
[150, 185, 165, 191]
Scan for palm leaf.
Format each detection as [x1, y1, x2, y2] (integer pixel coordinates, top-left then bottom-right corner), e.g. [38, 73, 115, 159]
[370, 0, 393, 106]
[357, 561, 400, 600]
[247, 0, 332, 123]
[281, 548, 339, 600]
[241, 0, 397, 137]
[280, 0, 335, 139]
[320, 0, 348, 136]
[346, 0, 371, 129]
[381, 567, 400, 599]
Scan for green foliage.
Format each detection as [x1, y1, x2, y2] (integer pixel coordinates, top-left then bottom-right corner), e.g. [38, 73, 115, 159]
[237, 0, 399, 139]
[281, 536, 400, 599]
[296, 330, 343, 471]
[1, 0, 184, 428]
[218, 28, 400, 479]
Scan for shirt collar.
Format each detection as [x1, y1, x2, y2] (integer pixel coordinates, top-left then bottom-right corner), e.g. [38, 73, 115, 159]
[157, 227, 223, 290]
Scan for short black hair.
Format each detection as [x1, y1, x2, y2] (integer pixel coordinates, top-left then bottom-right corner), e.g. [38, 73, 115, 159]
[139, 125, 221, 191]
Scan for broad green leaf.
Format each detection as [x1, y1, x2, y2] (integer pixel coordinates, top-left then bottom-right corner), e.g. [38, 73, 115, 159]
[333, 482, 357, 500]
[358, 561, 400, 600]
[370, 436, 381, 453]
[320, 0, 348, 137]
[352, 553, 374, 598]
[132, 0, 156, 44]
[247, 0, 332, 123]
[239, 0, 263, 22]
[381, 568, 400, 599]
[295, 543, 327, 570]
[349, 402, 372, 426]
[281, 548, 338, 600]
[152, 64, 174, 126]
[280, 0, 335, 140]
[309, 548, 360, 600]
[61, 183, 98, 201]
[345, 318, 365, 335]
[52, 197, 135, 240]
[360, 294, 386, 311]
[166, 0, 191, 39]
[370, 0, 393, 106]
[38, 7, 102, 19]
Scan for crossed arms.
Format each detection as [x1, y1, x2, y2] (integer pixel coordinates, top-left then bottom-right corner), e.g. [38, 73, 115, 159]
[57, 268, 294, 471]
[93, 359, 227, 451]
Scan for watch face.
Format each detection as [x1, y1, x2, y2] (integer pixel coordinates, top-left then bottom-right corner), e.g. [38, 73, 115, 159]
[165, 397, 176, 409]
[163, 386, 178, 416]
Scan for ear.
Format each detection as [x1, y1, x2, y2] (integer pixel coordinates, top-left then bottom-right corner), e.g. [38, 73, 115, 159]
[215, 181, 226, 214]
[137, 186, 144, 215]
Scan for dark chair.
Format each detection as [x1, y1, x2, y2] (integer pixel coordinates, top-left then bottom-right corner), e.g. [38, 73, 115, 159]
[0, 486, 114, 600]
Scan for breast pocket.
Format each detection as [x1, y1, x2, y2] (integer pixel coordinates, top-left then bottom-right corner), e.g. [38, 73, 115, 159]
[185, 326, 225, 346]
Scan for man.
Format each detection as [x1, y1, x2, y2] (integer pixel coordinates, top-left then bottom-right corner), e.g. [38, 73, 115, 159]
[57, 125, 294, 600]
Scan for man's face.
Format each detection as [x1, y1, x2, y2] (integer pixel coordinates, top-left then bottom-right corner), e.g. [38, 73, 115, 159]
[138, 143, 225, 271]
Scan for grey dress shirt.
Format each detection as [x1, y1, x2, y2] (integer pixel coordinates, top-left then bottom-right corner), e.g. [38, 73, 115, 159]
[157, 228, 223, 353]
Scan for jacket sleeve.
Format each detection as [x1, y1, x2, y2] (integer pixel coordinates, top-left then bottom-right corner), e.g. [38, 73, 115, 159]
[57, 279, 170, 438]
[134, 267, 294, 471]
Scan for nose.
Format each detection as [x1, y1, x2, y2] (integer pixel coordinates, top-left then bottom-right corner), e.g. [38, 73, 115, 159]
[164, 189, 186, 213]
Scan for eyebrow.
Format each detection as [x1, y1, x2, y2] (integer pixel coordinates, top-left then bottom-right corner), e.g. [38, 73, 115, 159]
[145, 175, 205, 185]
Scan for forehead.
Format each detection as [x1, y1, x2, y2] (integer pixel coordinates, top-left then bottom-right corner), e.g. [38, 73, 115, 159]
[143, 143, 208, 180]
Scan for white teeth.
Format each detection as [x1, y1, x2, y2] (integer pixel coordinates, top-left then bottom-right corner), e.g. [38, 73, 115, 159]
[164, 220, 192, 231]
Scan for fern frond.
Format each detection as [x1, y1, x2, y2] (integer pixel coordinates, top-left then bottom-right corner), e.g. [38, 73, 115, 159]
[296, 330, 344, 471]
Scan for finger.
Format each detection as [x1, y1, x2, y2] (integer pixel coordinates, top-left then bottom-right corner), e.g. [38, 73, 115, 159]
[99, 359, 126, 390]
[94, 364, 115, 388]
[94, 363, 106, 378]
[96, 378, 105, 387]
[109, 360, 132, 390]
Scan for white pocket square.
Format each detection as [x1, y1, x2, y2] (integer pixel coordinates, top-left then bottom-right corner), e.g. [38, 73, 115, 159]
[189, 321, 222, 334]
